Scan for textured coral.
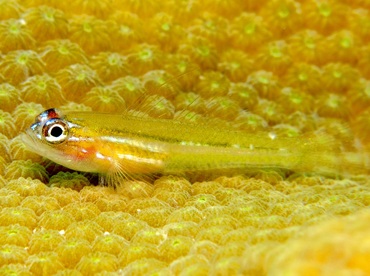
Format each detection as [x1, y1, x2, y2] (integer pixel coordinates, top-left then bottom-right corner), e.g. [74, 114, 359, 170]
[20, 73, 65, 106]
[48, 172, 90, 191]
[0, 83, 20, 113]
[82, 86, 126, 113]
[0, 0, 369, 274]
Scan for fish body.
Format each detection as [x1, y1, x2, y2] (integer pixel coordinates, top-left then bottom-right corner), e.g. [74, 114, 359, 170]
[22, 108, 369, 185]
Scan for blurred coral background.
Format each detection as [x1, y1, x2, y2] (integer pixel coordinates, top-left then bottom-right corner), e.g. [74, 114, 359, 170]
[0, 0, 370, 275]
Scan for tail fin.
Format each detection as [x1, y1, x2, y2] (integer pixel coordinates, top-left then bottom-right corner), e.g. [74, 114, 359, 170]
[294, 132, 369, 177]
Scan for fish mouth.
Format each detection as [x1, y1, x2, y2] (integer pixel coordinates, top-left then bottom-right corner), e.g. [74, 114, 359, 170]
[20, 130, 42, 155]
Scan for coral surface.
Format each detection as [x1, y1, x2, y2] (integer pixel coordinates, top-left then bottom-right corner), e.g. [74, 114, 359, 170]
[0, 0, 370, 275]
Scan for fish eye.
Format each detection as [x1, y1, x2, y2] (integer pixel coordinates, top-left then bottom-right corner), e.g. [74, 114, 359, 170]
[42, 119, 69, 144]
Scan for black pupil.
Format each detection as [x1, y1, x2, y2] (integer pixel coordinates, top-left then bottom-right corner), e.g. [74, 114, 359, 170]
[50, 125, 63, 137]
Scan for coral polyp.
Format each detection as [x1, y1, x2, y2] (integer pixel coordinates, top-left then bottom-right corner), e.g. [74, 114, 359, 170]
[230, 13, 272, 50]
[65, 221, 104, 242]
[316, 93, 350, 119]
[0, 83, 20, 112]
[92, 234, 128, 255]
[12, 102, 44, 131]
[259, 0, 302, 37]
[277, 87, 314, 113]
[164, 54, 201, 90]
[64, 202, 101, 221]
[4, 160, 48, 182]
[0, 19, 35, 52]
[288, 30, 323, 64]
[90, 52, 129, 83]
[178, 35, 218, 70]
[158, 236, 193, 262]
[218, 49, 254, 82]
[127, 44, 164, 75]
[28, 229, 64, 254]
[205, 97, 240, 121]
[228, 82, 258, 110]
[108, 11, 142, 51]
[138, 95, 175, 119]
[6, 177, 47, 196]
[21, 195, 60, 216]
[23, 5, 68, 41]
[66, 0, 113, 19]
[0, 0, 369, 274]
[38, 209, 76, 230]
[56, 63, 101, 102]
[0, 244, 28, 266]
[68, 15, 110, 54]
[0, 50, 45, 85]
[321, 63, 359, 92]
[189, 12, 229, 48]
[0, 207, 37, 229]
[83, 86, 126, 113]
[319, 30, 361, 64]
[348, 78, 370, 114]
[256, 40, 292, 75]
[0, 224, 32, 247]
[283, 63, 322, 93]
[20, 74, 65, 106]
[195, 71, 230, 98]
[56, 238, 91, 268]
[0, 110, 16, 138]
[42, 39, 88, 72]
[146, 12, 185, 51]
[26, 252, 64, 275]
[142, 70, 181, 100]
[76, 251, 118, 274]
[48, 172, 90, 191]
[247, 70, 280, 100]
[0, 0, 23, 20]
[303, 0, 348, 35]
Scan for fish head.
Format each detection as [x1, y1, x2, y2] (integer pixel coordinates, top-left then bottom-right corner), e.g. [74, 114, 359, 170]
[21, 108, 101, 173]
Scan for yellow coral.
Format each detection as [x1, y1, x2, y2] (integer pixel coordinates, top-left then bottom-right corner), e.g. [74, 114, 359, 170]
[64, 202, 101, 221]
[0, 244, 29, 266]
[90, 52, 129, 83]
[13, 102, 44, 132]
[65, 221, 104, 242]
[0, 83, 21, 112]
[56, 238, 91, 268]
[56, 63, 101, 102]
[159, 236, 193, 262]
[4, 160, 48, 182]
[28, 229, 64, 254]
[0, 207, 37, 229]
[9, 135, 43, 162]
[0, 110, 16, 138]
[0, 264, 33, 276]
[68, 15, 111, 54]
[23, 5, 69, 41]
[83, 86, 126, 113]
[26, 251, 64, 275]
[76, 251, 118, 274]
[48, 171, 90, 191]
[0, 224, 32, 247]
[38, 209, 76, 230]
[0, 19, 35, 52]
[21, 195, 60, 216]
[0, 0, 23, 20]
[0, 50, 44, 85]
[41, 39, 88, 72]
[0, 0, 369, 274]
[20, 73, 65, 106]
